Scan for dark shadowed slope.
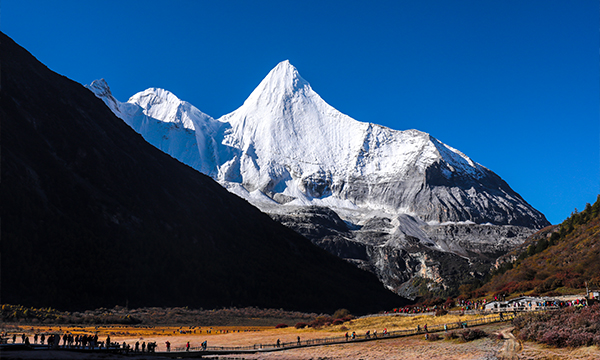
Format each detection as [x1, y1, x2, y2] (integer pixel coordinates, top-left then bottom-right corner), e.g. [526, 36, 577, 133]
[0, 32, 407, 314]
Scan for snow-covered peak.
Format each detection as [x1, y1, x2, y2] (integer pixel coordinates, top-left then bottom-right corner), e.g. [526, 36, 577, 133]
[239, 60, 311, 109]
[257, 60, 307, 93]
[127, 88, 208, 131]
[86, 79, 121, 115]
[87, 78, 111, 97]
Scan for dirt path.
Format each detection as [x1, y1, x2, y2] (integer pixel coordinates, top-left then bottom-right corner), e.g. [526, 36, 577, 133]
[496, 327, 522, 360]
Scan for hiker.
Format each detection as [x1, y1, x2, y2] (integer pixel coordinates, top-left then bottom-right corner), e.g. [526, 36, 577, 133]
[135, 341, 139, 352]
[373, 329, 377, 338]
[276, 339, 281, 347]
[366, 330, 370, 339]
[345, 332, 349, 341]
[142, 341, 146, 352]
[186, 341, 190, 351]
[106, 335, 110, 349]
[165, 341, 171, 352]
[424, 323, 428, 333]
[444, 324, 447, 331]
[34, 334, 38, 344]
[40, 334, 45, 345]
[297, 336, 301, 345]
[417, 324, 420, 332]
[202, 340, 207, 350]
[352, 331, 356, 340]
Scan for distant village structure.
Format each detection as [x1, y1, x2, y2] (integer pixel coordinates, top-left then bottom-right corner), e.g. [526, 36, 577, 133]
[484, 295, 589, 313]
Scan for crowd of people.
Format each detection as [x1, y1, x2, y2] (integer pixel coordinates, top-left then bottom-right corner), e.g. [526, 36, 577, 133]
[2, 332, 109, 349]
[0, 332, 161, 353]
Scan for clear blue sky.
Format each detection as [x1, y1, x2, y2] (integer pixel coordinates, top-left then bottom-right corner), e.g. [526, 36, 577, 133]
[3, 0, 598, 224]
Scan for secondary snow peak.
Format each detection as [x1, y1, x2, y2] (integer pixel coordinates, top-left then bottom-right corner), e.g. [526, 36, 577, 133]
[86, 79, 121, 115]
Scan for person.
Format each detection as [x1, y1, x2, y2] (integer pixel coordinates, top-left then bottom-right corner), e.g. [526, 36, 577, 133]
[202, 341, 207, 350]
[297, 336, 301, 345]
[345, 332, 349, 341]
[165, 341, 171, 352]
[444, 324, 447, 331]
[373, 329, 377, 338]
[186, 341, 190, 351]
[135, 341, 139, 352]
[142, 341, 146, 353]
[417, 324, 420, 332]
[106, 335, 111, 349]
[40, 334, 45, 345]
[34, 334, 38, 344]
[424, 323, 428, 333]
[276, 339, 280, 347]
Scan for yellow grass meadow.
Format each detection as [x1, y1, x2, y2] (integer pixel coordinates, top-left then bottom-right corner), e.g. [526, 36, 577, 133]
[18, 312, 485, 341]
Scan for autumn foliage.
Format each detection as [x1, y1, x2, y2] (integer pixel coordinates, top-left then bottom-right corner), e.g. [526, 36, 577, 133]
[471, 195, 600, 298]
[513, 304, 600, 347]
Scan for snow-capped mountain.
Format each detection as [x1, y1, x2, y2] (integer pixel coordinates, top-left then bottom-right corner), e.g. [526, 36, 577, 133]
[89, 61, 546, 228]
[88, 61, 549, 297]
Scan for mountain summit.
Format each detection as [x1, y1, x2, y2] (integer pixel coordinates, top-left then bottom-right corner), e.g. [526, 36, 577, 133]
[244, 60, 311, 102]
[90, 60, 550, 297]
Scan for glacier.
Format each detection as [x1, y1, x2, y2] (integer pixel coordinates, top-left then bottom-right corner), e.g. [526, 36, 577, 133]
[87, 60, 549, 297]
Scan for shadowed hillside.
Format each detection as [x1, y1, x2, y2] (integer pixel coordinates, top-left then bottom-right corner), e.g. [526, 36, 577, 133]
[0, 32, 407, 314]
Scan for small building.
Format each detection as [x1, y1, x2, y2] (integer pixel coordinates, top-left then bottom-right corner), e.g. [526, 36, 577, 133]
[586, 289, 600, 301]
[486, 296, 560, 312]
[484, 301, 510, 312]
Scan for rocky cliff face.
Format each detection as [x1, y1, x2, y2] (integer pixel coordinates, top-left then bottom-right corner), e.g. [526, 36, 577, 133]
[271, 206, 538, 298]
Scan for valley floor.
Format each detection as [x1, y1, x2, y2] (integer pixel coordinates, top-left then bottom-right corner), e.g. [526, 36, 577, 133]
[2, 322, 599, 359]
